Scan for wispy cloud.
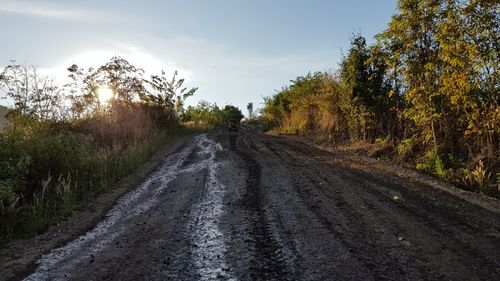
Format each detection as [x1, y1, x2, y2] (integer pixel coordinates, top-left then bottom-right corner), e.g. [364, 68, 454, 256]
[38, 44, 192, 88]
[0, 0, 111, 22]
[34, 34, 338, 110]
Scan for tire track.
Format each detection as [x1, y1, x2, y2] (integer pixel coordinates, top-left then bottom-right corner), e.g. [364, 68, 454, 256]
[259, 134, 500, 280]
[228, 133, 293, 280]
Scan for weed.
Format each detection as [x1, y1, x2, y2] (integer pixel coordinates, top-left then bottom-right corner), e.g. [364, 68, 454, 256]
[416, 150, 447, 178]
[397, 138, 414, 160]
[460, 160, 494, 195]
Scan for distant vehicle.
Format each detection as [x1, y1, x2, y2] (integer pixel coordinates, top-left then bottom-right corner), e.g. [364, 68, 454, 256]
[228, 119, 239, 132]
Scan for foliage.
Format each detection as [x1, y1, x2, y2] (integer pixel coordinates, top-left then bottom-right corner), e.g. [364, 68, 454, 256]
[397, 138, 415, 160]
[375, 137, 389, 146]
[260, 0, 499, 194]
[145, 70, 198, 117]
[459, 160, 494, 194]
[416, 151, 447, 179]
[0, 56, 197, 244]
[247, 102, 255, 120]
[223, 105, 244, 122]
[182, 101, 244, 128]
[0, 62, 63, 120]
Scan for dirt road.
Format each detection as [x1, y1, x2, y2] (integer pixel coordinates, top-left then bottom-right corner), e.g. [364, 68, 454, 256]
[20, 131, 500, 280]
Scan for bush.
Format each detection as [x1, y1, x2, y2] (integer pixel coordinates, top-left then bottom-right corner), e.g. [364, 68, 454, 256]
[0, 139, 31, 210]
[0, 109, 175, 243]
[0, 57, 198, 244]
[0, 182, 19, 213]
[22, 132, 93, 197]
[457, 161, 496, 195]
[397, 138, 415, 160]
[0, 140, 28, 239]
[0, 138, 31, 179]
[416, 150, 447, 178]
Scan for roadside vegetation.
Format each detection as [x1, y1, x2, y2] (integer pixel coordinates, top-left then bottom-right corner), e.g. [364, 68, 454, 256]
[181, 101, 244, 130]
[0, 56, 200, 244]
[261, 0, 499, 196]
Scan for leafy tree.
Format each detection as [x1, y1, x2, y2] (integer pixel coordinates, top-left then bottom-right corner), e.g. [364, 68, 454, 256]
[458, 0, 500, 157]
[182, 102, 242, 128]
[260, 0, 499, 191]
[340, 36, 371, 106]
[145, 70, 198, 116]
[383, 0, 445, 150]
[66, 56, 146, 116]
[222, 105, 244, 122]
[339, 35, 392, 140]
[247, 102, 254, 120]
[0, 62, 62, 120]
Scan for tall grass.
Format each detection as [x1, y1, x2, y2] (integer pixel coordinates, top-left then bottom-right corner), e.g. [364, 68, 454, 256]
[0, 106, 178, 245]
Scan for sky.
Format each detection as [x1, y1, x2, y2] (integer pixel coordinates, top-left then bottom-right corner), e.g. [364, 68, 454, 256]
[0, 0, 398, 112]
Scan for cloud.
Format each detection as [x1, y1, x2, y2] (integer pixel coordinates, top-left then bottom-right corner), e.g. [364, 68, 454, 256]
[116, 43, 192, 81]
[7, 31, 338, 112]
[38, 44, 192, 88]
[0, 0, 112, 22]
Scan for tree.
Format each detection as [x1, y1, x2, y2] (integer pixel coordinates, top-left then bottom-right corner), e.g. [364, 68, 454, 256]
[339, 35, 392, 140]
[458, 0, 500, 157]
[384, 0, 446, 151]
[246, 102, 254, 120]
[0, 62, 62, 120]
[91, 56, 147, 104]
[222, 105, 244, 122]
[259, 0, 499, 191]
[182, 101, 240, 128]
[66, 56, 147, 116]
[146, 70, 197, 116]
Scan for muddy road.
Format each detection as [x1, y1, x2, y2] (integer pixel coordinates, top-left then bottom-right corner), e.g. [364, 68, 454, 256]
[20, 131, 500, 280]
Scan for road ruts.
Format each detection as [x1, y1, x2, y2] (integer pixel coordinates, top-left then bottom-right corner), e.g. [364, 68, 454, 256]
[14, 129, 500, 281]
[227, 133, 295, 281]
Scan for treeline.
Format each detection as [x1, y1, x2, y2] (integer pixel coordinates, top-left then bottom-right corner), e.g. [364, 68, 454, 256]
[182, 101, 244, 129]
[261, 0, 499, 194]
[0, 56, 198, 242]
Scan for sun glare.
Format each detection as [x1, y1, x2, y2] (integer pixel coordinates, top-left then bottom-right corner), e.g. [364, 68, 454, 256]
[98, 87, 114, 104]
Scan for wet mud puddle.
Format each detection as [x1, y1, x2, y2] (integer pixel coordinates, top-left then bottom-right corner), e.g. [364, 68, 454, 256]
[184, 135, 235, 280]
[24, 134, 234, 281]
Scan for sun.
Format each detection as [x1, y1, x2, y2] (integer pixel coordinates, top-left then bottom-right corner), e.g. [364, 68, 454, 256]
[97, 87, 114, 104]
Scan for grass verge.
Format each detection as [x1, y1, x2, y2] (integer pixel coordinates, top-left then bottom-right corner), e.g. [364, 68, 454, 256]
[0, 125, 203, 246]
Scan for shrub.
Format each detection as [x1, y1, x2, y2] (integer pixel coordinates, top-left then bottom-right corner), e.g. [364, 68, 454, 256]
[459, 161, 495, 195]
[0, 181, 19, 213]
[0, 138, 31, 211]
[416, 150, 447, 178]
[0, 57, 197, 244]
[397, 138, 414, 160]
[22, 132, 93, 197]
[0, 141, 27, 238]
[0, 138, 31, 179]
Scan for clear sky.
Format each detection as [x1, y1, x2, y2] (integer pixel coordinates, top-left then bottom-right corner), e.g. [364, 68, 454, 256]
[0, 0, 398, 111]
